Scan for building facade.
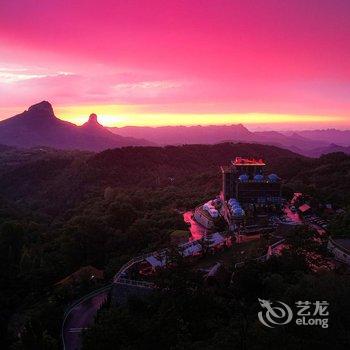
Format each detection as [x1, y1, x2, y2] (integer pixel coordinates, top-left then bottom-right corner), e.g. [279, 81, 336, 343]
[220, 157, 282, 207]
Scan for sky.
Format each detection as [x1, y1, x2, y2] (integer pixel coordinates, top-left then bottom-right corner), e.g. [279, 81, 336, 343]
[0, 0, 350, 129]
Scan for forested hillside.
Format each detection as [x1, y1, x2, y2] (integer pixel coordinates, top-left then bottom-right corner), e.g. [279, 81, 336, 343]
[287, 152, 350, 206]
[0, 143, 306, 213]
[0, 143, 349, 349]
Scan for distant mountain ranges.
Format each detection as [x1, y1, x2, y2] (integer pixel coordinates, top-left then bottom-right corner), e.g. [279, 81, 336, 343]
[109, 125, 350, 157]
[0, 101, 349, 156]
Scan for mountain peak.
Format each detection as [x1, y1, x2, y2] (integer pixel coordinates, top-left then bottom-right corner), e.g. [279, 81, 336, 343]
[0, 102, 153, 150]
[87, 113, 100, 126]
[27, 101, 54, 116]
[81, 113, 105, 130]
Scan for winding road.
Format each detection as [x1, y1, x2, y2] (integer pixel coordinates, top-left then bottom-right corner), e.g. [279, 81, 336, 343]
[62, 212, 206, 349]
[183, 210, 208, 240]
[62, 289, 109, 350]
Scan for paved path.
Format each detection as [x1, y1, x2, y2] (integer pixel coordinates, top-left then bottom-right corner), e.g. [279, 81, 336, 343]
[62, 290, 109, 350]
[62, 209, 211, 349]
[183, 210, 208, 240]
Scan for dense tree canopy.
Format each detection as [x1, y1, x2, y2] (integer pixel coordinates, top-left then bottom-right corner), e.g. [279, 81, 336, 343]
[82, 254, 350, 350]
[0, 143, 349, 349]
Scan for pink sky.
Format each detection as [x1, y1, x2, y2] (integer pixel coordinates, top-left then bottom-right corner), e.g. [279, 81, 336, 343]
[0, 0, 349, 128]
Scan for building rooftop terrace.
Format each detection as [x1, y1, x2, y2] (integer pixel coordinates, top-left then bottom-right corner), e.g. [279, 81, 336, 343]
[232, 157, 266, 166]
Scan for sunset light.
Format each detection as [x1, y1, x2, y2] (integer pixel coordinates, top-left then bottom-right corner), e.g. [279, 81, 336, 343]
[1, 2, 350, 349]
[1, 0, 350, 129]
[56, 106, 347, 129]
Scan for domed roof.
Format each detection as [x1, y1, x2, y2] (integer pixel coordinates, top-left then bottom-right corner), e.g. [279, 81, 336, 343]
[238, 174, 249, 182]
[268, 173, 279, 182]
[254, 174, 264, 182]
[232, 207, 244, 216]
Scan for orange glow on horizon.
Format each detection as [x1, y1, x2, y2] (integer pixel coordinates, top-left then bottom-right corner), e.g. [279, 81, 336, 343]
[55, 104, 347, 128]
[1, 1, 350, 129]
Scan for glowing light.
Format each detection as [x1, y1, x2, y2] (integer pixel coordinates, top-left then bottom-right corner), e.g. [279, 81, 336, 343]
[56, 104, 346, 128]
